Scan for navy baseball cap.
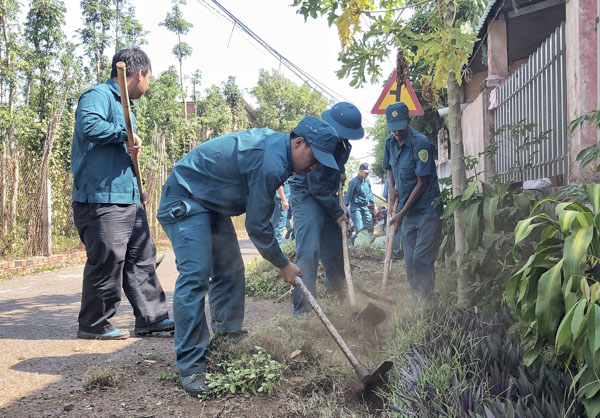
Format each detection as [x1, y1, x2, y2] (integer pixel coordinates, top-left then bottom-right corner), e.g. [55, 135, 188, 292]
[293, 116, 339, 170]
[386, 102, 409, 131]
[359, 162, 371, 173]
[321, 102, 365, 140]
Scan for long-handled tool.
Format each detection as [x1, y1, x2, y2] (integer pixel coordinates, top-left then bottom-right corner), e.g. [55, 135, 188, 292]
[295, 276, 392, 393]
[116, 61, 145, 209]
[381, 200, 399, 294]
[338, 184, 386, 327]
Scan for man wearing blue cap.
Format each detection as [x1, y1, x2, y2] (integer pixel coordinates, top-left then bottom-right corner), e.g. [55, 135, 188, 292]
[383, 102, 442, 299]
[344, 162, 377, 235]
[289, 102, 364, 315]
[157, 116, 339, 396]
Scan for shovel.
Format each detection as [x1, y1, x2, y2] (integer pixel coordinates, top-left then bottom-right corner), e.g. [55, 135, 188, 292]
[294, 276, 392, 394]
[338, 183, 386, 327]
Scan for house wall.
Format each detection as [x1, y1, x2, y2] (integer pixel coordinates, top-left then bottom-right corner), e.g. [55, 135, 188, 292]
[566, 0, 600, 183]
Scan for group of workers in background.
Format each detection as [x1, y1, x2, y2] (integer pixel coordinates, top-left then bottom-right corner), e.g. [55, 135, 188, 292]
[70, 47, 442, 397]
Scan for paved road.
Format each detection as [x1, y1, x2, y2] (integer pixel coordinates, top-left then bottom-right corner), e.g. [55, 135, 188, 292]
[0, 239, 283, 408]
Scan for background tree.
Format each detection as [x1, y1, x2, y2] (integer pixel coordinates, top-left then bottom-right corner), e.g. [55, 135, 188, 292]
[251, 68, 328, 133]
[0, 0, 20, 237]
[160, 0, 193, 119]
[78, 0, 112, 84]
[292, 0, 485, 305]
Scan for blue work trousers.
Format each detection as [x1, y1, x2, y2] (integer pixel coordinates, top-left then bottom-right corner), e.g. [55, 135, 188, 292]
[271, 200, 288, 245]
[290, 191, 345, 314]
[400, 212, 442, 296]
[72, 201, 169, 334]
[350, 205, 372, 234]
[158, 185, 245, 377]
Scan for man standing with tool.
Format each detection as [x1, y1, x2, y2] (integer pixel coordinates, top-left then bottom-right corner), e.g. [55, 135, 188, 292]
[289, 102, 364, 315]
[157, 116, 340, 396]
[344, 162, 377, 235]
[271, 181, 290, 245]
[71, 48, 173, 340]
[383, 102, 442, 299]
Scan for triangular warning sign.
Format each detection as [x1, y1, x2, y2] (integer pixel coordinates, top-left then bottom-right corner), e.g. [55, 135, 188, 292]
[371, 73, 424, 116]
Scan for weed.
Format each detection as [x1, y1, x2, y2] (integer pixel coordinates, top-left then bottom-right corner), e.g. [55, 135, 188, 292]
[200, 346, 283, 399]
[83, 364, 117, 390]
[245, 241, 296, 299]
[156, 367, 178, 382]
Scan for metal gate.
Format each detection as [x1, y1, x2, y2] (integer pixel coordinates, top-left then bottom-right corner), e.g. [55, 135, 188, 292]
[494, 22, 567, 183]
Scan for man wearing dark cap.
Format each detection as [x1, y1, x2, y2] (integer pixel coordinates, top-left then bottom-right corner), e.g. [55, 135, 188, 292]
[383, 102, 442, 299]
[344, 161, 377, 235]
[289, 102, 364, 315]
[157, 116, 339, 396]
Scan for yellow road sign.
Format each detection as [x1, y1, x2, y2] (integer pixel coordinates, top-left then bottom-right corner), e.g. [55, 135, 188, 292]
[371, 73, 424, 116]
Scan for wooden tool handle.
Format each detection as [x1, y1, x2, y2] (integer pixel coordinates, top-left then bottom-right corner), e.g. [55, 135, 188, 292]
[115, 62, 145, 208]
[294, 276, 369, 381]
[338, 183, 358, 311]
[381, 200, 399, 294]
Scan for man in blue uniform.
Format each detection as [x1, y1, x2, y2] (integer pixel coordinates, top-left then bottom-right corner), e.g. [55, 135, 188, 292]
[71, 47, 173, 340]
[383, 102, 442, 298]
[289, 102, 364, 315]
[157, 116, 339, 396]
[344, 162, 377, 235]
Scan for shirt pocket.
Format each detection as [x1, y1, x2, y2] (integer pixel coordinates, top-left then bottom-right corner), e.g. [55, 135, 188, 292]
[399, 161, 417, 184]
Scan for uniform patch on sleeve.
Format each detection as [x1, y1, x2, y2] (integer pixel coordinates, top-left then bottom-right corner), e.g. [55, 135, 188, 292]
[418, 149, 429, 162]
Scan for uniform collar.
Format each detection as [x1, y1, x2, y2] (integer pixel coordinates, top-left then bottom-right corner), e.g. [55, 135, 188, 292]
[106, 79, 135, 109]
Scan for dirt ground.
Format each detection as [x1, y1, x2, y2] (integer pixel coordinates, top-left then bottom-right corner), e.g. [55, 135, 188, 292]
[0, 240, 407, 417]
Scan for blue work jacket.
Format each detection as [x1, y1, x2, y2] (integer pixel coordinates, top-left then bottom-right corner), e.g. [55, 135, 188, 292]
[382, 128, 442, 216]
[168, 128, 293, 268]
[71, 79, 139, 204]
[344, 175, 375, 208]
[288, 139, 351, 220]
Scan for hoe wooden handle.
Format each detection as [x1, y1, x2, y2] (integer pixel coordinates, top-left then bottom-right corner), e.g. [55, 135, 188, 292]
[339, 183, 358, 312]
[116, 61, 145, 209]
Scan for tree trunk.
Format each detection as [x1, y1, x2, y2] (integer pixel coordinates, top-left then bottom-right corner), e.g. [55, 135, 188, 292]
[447, 71, 470, 306]
[28, 81, 68, 255]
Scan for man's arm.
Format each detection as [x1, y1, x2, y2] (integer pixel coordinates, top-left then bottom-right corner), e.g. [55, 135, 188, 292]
[344, 178, 355, 206]
[387, 170, 396, 215]
[245, 170, 301, 284]
[75, 89, 128, 145]
[276, 186, 289, 211]
[389, 175, 428, 226]
[306, 168, 344, 220]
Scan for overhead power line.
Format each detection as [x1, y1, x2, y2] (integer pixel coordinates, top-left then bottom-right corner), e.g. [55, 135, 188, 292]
[195, 0, 378, 125]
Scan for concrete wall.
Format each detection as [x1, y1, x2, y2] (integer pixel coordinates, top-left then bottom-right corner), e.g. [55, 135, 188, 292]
[461, 95, 486, 178]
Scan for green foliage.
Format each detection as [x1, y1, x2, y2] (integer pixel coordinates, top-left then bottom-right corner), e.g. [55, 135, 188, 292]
[384, 305, 583, 416]
[200, 346, 283, 400]
[251, 69, 328, 133]
[292, 0, 483, 90]
[440, 178, 538, 312]
[569, 109, 600, 172]
[245, 242, 295, 299]
[509, 184, 600, 417]
[156, 367, 178, 382]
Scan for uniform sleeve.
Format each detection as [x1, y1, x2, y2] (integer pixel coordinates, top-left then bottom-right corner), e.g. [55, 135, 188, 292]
[306, 168, 344, 220]
[75, 89, 128, 145]
[367, 180, 375, 204]
[383, 178, 388, 200]
[245, 169, 289, 268]
[414, 140, 435, 177]
[382, 139, 391, 171]
[336, 140, 352, 174]
[344, 178, 355, 206]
